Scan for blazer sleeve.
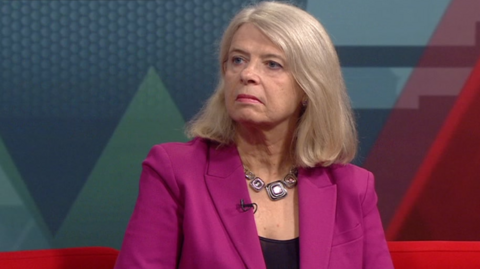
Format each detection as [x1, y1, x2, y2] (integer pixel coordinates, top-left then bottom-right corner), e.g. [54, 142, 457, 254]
[115, 145, 184, 269]
[361, 172, 394, 268]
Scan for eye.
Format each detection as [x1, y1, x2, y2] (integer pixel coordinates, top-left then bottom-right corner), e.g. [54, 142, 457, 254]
[231, 56, 245, 65]
[266, 60, 283, 70]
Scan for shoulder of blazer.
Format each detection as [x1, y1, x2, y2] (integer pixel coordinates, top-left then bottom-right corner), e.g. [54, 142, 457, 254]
[144, 138, 239, 181]
[146, 137, 211, 164]
[323, 163, 373, 194]
[141, 138, 209, 178]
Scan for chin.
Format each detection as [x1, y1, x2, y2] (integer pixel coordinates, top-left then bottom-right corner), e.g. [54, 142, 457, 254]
[236, 118, 271, 129]
[229, 108, 271, 127]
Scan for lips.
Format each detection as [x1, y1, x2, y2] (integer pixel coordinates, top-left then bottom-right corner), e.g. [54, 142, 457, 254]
[236, 94, 262, 104]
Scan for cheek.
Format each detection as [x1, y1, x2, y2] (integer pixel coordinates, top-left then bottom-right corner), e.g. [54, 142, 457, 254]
[278, 87, 303, 112]
[280, 83, 303, 104]
[292, 83, 305, 103]
[224, 91, 237, 120]
[223, 86, 236, 111]
[223, 71, 235, 87]
[223, 82, 233, 99]
[224, 74, 239, 97]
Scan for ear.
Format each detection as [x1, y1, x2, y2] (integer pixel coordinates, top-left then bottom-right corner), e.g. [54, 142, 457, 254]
[300, 89, 308, 108]
[301, 98, 308, 107]
[298, 87, 307, 105]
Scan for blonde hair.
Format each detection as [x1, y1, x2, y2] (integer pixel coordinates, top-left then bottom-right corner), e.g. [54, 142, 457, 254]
[186, 1, 357, 167]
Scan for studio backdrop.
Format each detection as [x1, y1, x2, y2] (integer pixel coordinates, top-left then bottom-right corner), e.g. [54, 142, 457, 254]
[1, 0, 479, 251]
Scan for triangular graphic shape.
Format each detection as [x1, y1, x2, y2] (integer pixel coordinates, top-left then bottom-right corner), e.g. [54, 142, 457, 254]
[363, 0, 480, 227]
[0, 119, 119, 234]
[54, 67, 187, 248]
[0, 168, 22, 206]
[388, 55, 480, 240]
[0, 137, 52, 250]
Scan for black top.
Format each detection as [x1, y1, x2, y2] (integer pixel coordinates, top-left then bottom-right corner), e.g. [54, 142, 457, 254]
[260, 236, 300, 269]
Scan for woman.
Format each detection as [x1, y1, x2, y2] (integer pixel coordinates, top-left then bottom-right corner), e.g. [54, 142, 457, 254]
[115, 2, 393, 268]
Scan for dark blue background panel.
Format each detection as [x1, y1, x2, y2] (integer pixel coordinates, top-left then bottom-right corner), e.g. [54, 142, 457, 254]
[0, 118, 117, 233]
[0, 0, 307, 237]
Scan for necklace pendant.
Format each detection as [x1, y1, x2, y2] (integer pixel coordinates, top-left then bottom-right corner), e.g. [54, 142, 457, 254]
[249, 177, 265, 192]
[243, 165, 297, 200]
[282, 173, 298, 188]
[245, 170, 256, 180]
[265, 181, 288, 201]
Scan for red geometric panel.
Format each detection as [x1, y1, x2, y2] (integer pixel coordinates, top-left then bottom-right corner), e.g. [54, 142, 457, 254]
[363, 0, 480, 231]
[387, 56, 480, 240]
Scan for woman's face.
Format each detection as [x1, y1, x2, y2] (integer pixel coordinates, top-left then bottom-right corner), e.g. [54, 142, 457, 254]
[223, 23, 304, 130]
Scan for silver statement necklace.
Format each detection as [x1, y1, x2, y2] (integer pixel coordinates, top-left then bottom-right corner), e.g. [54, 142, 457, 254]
[244, 166, 298, 201]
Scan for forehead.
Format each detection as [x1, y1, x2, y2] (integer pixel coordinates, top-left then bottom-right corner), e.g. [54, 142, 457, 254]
[229, 23, 284, 55]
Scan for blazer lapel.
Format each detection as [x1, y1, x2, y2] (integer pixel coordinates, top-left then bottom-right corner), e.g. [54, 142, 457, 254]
[298, 167, 337, 269]
[204, 143, 266, 269]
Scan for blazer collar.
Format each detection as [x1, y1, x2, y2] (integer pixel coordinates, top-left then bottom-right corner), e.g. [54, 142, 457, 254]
[204, 142, 266, 269]
[298, 166, 337, 269]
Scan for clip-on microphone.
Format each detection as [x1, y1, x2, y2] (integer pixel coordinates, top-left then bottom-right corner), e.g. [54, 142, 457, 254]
[240, 199, 258, 214]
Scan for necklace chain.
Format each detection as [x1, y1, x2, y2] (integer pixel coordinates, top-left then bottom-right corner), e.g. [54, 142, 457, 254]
[243, 166, 298, 201]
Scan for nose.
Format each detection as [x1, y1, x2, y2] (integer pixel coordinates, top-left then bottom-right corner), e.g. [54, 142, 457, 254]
[240, 63, 259, 85]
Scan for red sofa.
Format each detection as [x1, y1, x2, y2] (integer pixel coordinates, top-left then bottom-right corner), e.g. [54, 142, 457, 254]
[2, 242, 480, 268]
[388, 241, 480, 269]
[0, 246, 119, 269]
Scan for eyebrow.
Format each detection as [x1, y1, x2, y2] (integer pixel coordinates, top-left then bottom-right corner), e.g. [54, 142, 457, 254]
[229, 48, 286, 62]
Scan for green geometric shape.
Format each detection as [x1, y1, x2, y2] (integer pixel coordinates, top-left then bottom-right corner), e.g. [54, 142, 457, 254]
[0, 205, 52, 251]
[0, 167, 22, 206]
[54, 67, 188, 248]
[0, 138, 32, 208]
[0, 137, 52, 250]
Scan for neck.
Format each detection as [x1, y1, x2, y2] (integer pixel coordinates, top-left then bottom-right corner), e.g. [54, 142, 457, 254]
[235, 123, 296, 182]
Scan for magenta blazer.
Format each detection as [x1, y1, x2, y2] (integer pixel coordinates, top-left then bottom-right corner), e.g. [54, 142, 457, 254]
[115, 138, 393, 268]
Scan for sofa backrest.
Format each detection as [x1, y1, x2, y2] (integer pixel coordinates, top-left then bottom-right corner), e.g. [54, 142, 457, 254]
[0, 246, 119, 269]
[389, 241, 480, 269]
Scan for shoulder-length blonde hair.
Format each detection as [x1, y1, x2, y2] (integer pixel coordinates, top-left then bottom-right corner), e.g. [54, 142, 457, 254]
[186, 1, 357, 167]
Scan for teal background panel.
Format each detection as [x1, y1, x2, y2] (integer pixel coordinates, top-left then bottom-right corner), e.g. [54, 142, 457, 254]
[306, 0, 451, 46]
